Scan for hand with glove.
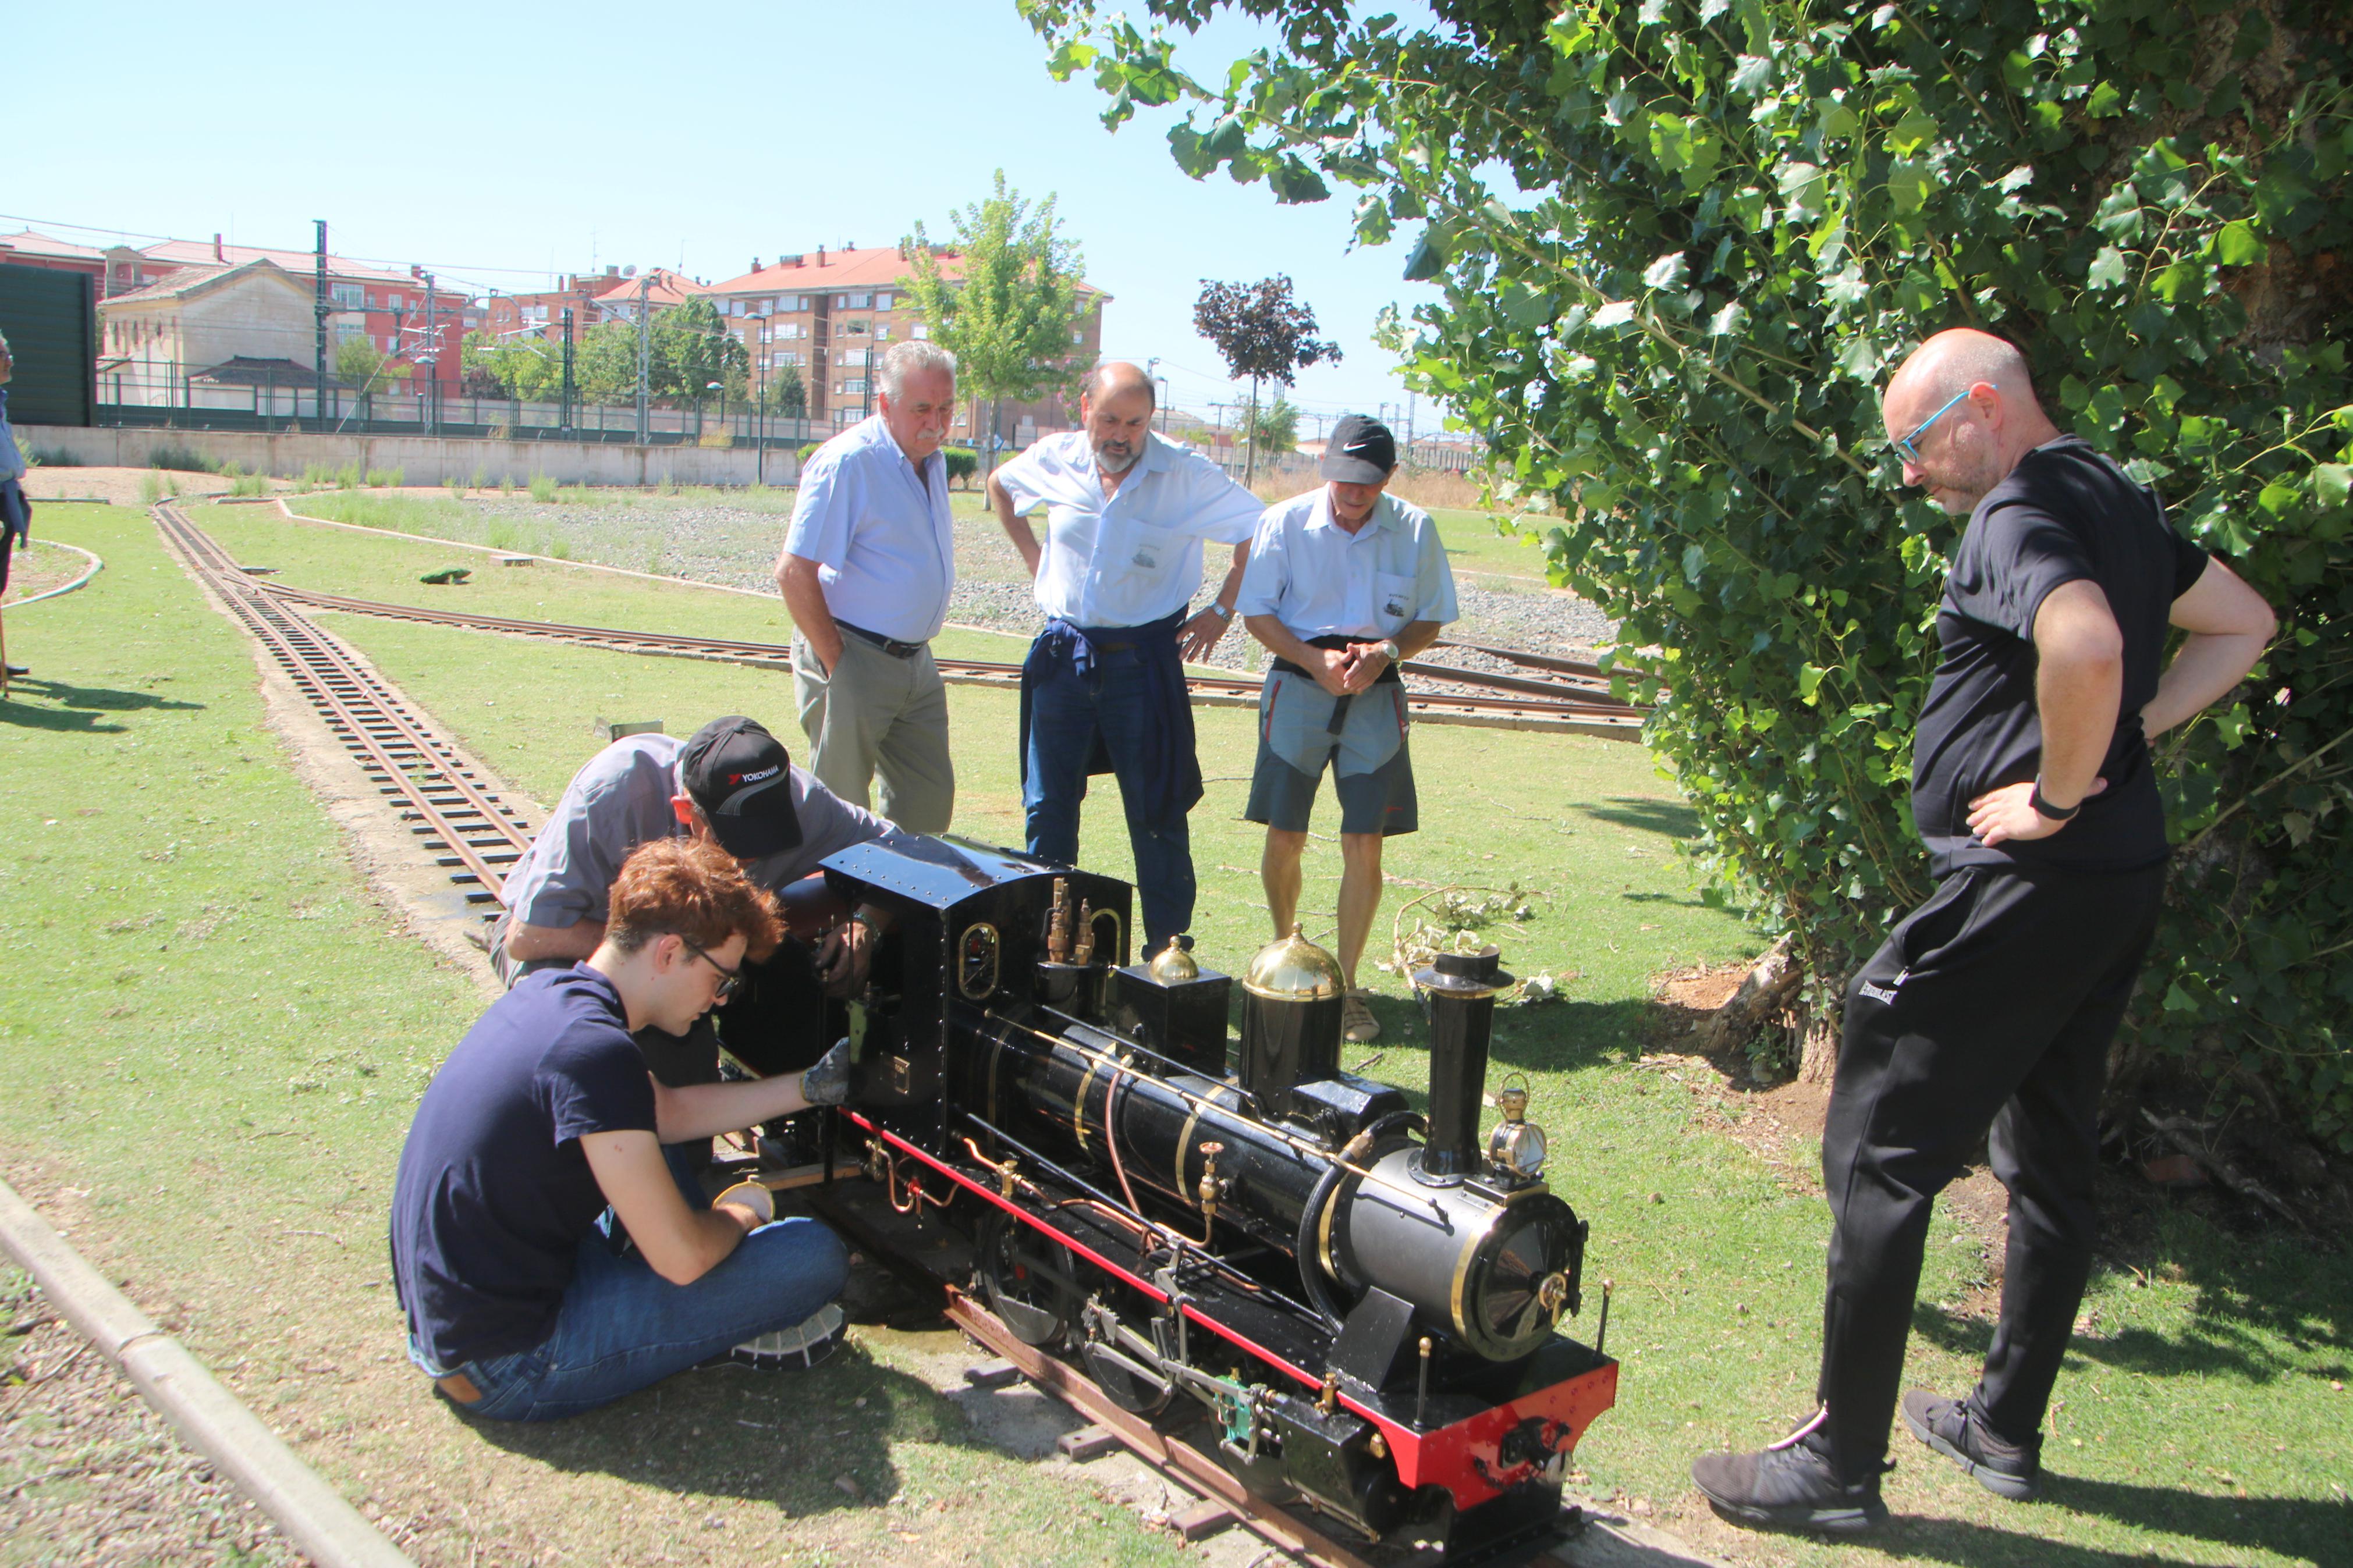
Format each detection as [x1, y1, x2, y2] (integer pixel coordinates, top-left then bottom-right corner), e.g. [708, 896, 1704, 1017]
[798, 1037, 854, 1108]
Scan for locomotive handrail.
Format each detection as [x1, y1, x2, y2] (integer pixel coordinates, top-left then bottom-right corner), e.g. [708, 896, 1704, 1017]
[985, 1007, 1452, 1222]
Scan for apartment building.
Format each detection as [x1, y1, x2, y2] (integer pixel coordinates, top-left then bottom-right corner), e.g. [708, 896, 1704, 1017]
[702, 244, 1106, 445]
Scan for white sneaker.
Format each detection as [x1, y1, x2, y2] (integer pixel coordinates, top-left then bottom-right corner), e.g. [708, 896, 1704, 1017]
[1343, 993, 1380, 1044]
[730, 1302, 846, 1370]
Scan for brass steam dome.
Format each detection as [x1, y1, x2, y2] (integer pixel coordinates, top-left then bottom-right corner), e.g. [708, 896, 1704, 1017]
[1242, 925, 1344, 1000]
[1148, 935, 1201, 984]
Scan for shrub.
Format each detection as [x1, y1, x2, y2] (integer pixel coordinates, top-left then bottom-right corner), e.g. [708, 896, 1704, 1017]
[941, 446, 979, 487]
[146, 444, 220, 474]
[29, 445, 80, 468]
[698, 429, 735, 449]
[470, 464, 488, 490]
[1041, 1, 2353, 1149]
[365, 467, 404, 489]
[228, 472, 268, 499]
[528, 474, 557, 503]
[139, 470, 166, 506]
[657, 473, 679, 496]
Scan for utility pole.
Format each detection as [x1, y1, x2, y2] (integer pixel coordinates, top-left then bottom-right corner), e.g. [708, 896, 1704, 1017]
[634, 273, 652, 443]
[313, 219, 329, 432]
[422, 273, 438, 436]
[1405, 393, 1416, 461]
[560, 308, 576, 433]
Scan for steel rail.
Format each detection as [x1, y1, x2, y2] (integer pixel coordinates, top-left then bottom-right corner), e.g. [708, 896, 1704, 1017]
[250, 582, 1647, 723]
[153, 504, 533, 904]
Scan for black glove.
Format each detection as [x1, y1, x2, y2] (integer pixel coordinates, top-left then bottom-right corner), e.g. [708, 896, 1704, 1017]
[798, 1038, 853, 1108]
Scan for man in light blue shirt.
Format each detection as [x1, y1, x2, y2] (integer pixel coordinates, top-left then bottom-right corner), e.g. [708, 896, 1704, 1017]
[775, 341, 960, 832]
[1236, 416, 1457, 1043]
[988, 362, 1263, 950]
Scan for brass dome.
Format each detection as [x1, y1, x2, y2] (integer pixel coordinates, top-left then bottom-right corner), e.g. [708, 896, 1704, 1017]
[1148, 935, 1201, 984]
[1242, 925, 1344, 1001]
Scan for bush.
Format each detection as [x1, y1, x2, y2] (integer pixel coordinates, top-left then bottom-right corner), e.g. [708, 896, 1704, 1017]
[364, 467, 404, 489]
[528, 474, 558, 503]
[139, 470, 166, 506]
[147, 444, 221, 475]
[470, 464, 488, 490]
[28, 445, 80, 468]
[228, 472, 268, 499]
[942, 446, 979, 487]
[1044, 2, 2353, 1149]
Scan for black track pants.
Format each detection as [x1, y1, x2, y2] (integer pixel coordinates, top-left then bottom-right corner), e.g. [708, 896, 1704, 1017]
[1815, 862, 2165, 1477]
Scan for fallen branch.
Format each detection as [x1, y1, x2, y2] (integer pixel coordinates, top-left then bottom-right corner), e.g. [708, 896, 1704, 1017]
[2139, 1111, 2315, 1235]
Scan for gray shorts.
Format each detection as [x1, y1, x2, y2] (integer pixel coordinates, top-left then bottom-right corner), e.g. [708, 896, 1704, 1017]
[1244, 672, 1418, 837]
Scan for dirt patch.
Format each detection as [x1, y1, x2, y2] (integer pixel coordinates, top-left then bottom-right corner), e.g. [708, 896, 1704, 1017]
[1641, 959, 2014, 1313]
[17, 467, 241, 508]
[1, 1266, 300, 1566]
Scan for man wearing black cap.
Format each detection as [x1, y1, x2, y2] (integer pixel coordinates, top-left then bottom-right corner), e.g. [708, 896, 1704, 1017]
[1236, 417, 1457, 1044]
[492, 715, 914, 1087]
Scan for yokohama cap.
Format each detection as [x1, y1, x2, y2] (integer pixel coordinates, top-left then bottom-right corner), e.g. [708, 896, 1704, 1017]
[679, 716, 804, 859]
[1319, 414, 1397, 483]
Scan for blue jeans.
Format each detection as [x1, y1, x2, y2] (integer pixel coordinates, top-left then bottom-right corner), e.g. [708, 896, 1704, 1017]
[1024, 639, 1195, 949]
[418, 1152, 849, 1423]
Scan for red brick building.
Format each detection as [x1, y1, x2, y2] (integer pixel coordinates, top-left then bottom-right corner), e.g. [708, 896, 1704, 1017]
[701, 244, 1107, 446]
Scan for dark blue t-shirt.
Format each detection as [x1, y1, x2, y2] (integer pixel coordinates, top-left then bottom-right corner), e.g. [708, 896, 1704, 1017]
[1910, 437, 2208, 877]
[389, 965, 656, 1369]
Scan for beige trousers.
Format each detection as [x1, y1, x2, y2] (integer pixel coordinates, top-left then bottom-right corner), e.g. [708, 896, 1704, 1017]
[792, 629, 955, 833]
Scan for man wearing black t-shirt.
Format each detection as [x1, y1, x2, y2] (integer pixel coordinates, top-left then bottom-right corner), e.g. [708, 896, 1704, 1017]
[1694, 329, 2274, 1531]
[391, 838, 856, 1423]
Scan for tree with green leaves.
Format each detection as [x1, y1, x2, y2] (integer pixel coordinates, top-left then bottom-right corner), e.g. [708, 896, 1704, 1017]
[575, 322, 643, 406]
[651, 297, 750, 404]
[1248, 394, 1301, 462]
[772, 361, 808, 419]
[902, 170, 1093, 475]
[334, 335, 398, 408]
[457, 329, 558, 401]
[1192, 276, 1338, 485]
[1029, 2, 2353, 1162]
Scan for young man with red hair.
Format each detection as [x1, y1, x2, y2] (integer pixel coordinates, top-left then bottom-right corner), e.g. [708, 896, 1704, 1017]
[391, 838, 854, 1421]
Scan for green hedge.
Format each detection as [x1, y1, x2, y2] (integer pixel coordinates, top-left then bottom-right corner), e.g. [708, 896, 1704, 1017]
[1036, 0, 2353, 1149]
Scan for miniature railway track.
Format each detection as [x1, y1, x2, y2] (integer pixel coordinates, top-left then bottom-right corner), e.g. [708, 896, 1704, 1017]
[154, 503, 534, 908]
[240, 581, 1649, 733]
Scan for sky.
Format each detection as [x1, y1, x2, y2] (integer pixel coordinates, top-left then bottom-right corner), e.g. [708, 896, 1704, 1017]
[8, 0, 1455, 439]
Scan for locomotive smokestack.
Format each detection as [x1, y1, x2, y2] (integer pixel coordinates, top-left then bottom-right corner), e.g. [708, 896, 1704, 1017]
[1411, 947, 1511, 1186]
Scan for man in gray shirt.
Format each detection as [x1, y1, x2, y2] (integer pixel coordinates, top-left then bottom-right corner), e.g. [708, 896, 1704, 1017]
[494, 715, 915, 1087]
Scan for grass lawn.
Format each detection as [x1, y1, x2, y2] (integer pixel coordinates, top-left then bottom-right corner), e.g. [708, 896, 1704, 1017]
[2, 503, 2345, 1568]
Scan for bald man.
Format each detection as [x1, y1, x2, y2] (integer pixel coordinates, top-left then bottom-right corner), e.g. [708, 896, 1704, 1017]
[986, 363, 1263, 951]
[1692, 330, 2276, 1533]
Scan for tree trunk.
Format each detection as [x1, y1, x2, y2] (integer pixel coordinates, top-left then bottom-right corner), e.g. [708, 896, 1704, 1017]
[1243, 378, 1260, 488]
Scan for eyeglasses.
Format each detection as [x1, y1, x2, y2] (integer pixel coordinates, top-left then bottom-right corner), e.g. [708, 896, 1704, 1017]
[681, 938, 740, 1000]
[1893, 389, 1971, 467]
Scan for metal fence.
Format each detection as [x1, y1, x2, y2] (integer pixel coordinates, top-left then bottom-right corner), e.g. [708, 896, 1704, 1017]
[92, 369, 823, 450]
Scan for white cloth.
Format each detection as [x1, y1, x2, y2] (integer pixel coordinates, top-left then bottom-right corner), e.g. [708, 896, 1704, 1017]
[992, 431, 1261, 627]
[783, 415, 956, 643]
[1235, 488, 1458, 643]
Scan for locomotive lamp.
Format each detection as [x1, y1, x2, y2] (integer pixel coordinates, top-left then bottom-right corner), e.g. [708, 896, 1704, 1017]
[1486, 1074, 1550, 1182]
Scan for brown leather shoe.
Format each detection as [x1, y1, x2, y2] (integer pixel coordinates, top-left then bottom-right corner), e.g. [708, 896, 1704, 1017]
[435, 1371, 484, 1406]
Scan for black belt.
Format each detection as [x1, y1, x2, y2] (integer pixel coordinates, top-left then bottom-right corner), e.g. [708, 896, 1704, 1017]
[836, 621, 927, 659]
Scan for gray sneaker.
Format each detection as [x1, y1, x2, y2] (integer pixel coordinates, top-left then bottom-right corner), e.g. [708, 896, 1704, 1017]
[730, 1302, 846, 1371]
[1902, 1389, 2040, 1500]
[1690, 1411, 1889, 1534]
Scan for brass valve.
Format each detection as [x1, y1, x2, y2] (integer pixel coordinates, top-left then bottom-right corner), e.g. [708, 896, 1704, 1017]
[1196, 1141, 1226, 1226]
[1070, 900, 1095, 965]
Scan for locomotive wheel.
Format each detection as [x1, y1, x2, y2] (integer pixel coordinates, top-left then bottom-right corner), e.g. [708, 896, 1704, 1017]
[977, 1211, 1080, 1348]
[1079, 1332, 1175, 1418]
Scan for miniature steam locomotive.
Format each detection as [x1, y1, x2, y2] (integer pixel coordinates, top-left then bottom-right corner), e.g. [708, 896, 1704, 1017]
[795, 835, 1616, 1564]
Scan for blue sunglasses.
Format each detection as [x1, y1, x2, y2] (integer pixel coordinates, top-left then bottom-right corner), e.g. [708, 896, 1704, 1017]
[1893, 389, 1970, 466]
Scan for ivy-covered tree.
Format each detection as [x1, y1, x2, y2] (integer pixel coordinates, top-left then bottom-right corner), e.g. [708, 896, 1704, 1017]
[1026, 1, 2353, 1160]
[1193, 275, 1339, 484]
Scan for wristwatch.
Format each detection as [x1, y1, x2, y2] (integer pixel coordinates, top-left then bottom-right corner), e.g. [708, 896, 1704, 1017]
[1378, 639, 1402, 663]
[2029, 778, 2081, 821]
[1207, 600, 1234, 620]
[850, 908, 883, 939]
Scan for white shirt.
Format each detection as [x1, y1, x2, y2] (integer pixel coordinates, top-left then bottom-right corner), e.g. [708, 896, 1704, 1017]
[783, 415, 956, 643]
[992, 431, 1263, 628]
[1236, 488, 1458, 643]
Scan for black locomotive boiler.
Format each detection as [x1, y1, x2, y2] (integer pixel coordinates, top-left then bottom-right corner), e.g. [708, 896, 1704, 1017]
[796, 835, 1617, 1564]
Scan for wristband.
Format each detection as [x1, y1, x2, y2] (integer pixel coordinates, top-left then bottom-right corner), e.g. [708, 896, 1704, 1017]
[850, 908, 882, 939]
[1207, 600, 1233, 620]
[2029, 779, 2081, 822]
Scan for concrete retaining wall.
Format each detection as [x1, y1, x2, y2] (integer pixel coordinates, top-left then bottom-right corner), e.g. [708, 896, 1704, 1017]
[17, 424, 800, 489]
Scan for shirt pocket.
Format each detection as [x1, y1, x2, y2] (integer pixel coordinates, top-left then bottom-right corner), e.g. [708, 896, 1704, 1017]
[1374, 571, 1418, 633]
[1116, 519, 1182, 579]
